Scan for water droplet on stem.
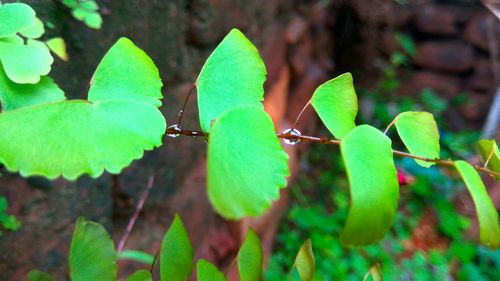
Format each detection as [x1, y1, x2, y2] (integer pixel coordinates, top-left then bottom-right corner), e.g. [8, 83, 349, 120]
[166, 124, 181, 138]
[282, 128, 301, 145]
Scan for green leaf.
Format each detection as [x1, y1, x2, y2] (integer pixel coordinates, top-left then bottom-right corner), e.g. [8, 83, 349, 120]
[80, 0, 99, 11]
[84, 13, 103, 29]
[393, 111, 440, 167]
[160, 214, 194, 281]
[208, 105, 289, 219]
[477, 139, 500, 177]
[72, 8, 88, 20]
[0, 3, 36, 38]
[238, 229, 263, 281]
[69, 217, 117, 281]
[46, 37, 68, 61]
[19, 18, 45, 39]
[310, 73, 358, 139]
[0, 67, 65, 111]
[117, 250, 155, 266]
[293, 239, 315, 281]
[363, 264, 382, 281]
[196, 28, 266, 132]
[339, 125, 399, 246]
[0, 40, 54, 84]
[28, 270, 55, 281]
[197, 259, 228, 281]
[454, 161, 500, 248]
[126, 270, 153, 281]
[0, 37, 165, 179]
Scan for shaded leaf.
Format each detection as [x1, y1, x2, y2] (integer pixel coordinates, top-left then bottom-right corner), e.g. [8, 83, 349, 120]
[454, 161, 500, 248]
[197, 259, 228, 281]
[394, 111, 440, 167]
[28, 270, 54, 281]
[208, 105, 289, 219]
[69, 217, 117, 281]
[0, 66, 65, 111]
[0, 38, 165, 179]
[0, 40, 53, 84]
[477, 139, 500, 178]
[293, 239, 315, 281]
[126, 270, 153, 281]
[340, 125, 399, 246]
[238, 229, 263, 281]
[117, 250, 155, 266]
[311, 73, 358, 139]
[46, 37, 68, 61]
[0, 3, 36, 38]
[160, 214, 194, 281]
[196, 28, 266, 132]
[84, 13, 103, 29]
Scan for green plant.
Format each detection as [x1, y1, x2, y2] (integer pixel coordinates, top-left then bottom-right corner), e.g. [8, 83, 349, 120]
[1, 2, 499, 280]
[62, 0, 102, 29]
[0, 196, 21, 235]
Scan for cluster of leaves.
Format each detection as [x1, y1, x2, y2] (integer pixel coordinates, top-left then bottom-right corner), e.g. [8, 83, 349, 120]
[28, 215, 315, 281]
[62, 0, 102, 29]
[0, 196, 21, 236]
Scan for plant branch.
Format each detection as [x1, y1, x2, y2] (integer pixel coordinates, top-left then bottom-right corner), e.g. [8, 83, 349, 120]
[177, 84, 196, 127]
[165, 128, 500, 178]
[116, 174, 155, 254]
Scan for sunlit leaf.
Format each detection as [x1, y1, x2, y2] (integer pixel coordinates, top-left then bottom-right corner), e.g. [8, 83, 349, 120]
[46, 37, 68, 61]
[0, 3, 36, 38]
[69, 217, 117, 281]
[238, 229, 263, 281]
[28, 270, 54, 281]
[293, 239, 315, 281]
[0, 67, 65, 111]
[454, 161, 500, 248]
[340, 125, 399, 246]
[363, 263, 382, 281]
[126, 270, 153, 281]
[160, 214, 194, 281]
[0, 38, 165, 179]
[477, 139, 500, 178]
[197, 259, 228, 281]
[310, 73, 358, 139]
[117, 250, 155, 266]
[208, 105, 289, 219]
[393, 111, 440, 167]
[196, 28, 266, 132]
[19, 18, 45, 39]
[0, 40, 53, 84]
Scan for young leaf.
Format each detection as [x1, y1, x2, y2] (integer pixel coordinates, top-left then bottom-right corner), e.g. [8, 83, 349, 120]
[160, 214, 194, 281]
[46, 37, 69, 61]
[117, 250, 155, 266]
[363, 264, 382, 281]
[84, 13, 103, 29]
[238, 229, 263, 281]
[293, 239, 315, 281]
[393, 111, 440, 167]
[28, 270, 54, 281]
[196, 28, 266, 132]
[0, 38, 166, 179]
[310, 73, 358, 139]
[19, 18, 45, 39]
[477, 140, 500, 177]
[0, 3, 36, 38]
[197, 259, 228, 281]
[126, 270, 153, 281]
[69, 217, 117, 281]
[0, 67, 65, 111]
[0, 40, 53, 84]
[340, 125, 399, 246]
[208, 105, 289, 219]
[454, 161, 500, 248]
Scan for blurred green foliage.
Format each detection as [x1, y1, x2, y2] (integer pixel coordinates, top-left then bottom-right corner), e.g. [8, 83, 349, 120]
[0, 196, 21, 236]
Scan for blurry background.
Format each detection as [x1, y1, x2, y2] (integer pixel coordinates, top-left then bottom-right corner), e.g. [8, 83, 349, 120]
[0, 0, 499, 280]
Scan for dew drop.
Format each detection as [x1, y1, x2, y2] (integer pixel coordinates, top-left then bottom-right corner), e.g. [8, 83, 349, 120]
[166, 124, 181, 138]
[282, 128, 301, 145]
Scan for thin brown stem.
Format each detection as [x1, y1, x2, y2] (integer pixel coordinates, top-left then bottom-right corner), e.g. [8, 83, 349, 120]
[290, 100, 311, 130]
[116, 175, 155, 254]
[165, 128, 500, 178]
[177, 84, 196, 127]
